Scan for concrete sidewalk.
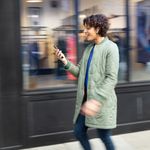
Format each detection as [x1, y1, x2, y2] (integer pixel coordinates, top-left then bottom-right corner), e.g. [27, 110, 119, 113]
[23, 130, 150, 150]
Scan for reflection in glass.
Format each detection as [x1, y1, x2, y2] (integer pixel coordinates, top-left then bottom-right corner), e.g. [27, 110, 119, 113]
[130, 0, 150, 81]
[20, 0, 76, 90]
[20, 0, 150, 90]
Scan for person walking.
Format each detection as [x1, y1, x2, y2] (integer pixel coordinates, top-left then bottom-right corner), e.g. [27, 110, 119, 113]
[55, 14, 119, 150]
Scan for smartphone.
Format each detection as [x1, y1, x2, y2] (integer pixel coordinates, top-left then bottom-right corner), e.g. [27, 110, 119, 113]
[54, 45, 64, 59]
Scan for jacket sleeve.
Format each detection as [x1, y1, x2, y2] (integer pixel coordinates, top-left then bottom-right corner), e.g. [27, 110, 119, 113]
[95, 43, 119, 100]
[64, 44, 92, 78]
[64, 59, 82, 78]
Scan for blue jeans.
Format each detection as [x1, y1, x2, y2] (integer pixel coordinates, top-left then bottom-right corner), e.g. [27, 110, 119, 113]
[74, 114, 115, 150]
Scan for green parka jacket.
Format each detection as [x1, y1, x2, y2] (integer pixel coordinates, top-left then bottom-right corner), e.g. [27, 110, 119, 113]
[65, 37, 119, 129]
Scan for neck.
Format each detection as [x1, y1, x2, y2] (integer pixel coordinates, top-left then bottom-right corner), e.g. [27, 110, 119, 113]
[94, 36, 105, 44]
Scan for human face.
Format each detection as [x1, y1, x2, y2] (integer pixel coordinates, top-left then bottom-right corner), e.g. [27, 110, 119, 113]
[83, 25, 98, 42]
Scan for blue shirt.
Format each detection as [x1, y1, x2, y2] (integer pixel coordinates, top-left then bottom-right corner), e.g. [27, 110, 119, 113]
[84, 44, 95, 90]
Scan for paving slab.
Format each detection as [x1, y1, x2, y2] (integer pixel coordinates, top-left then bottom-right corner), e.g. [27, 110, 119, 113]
[22, 130, 150, 150]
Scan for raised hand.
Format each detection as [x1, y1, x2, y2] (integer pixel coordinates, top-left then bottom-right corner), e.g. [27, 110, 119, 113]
[54, 46, 68, 65]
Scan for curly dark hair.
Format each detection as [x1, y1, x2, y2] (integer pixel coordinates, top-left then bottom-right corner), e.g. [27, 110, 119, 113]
[83, 14, 110, 37]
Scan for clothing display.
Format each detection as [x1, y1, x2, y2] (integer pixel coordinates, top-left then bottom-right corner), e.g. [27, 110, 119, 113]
[22, 41, 56, 76]
[29, 42, 40, 75]
[66, 35, 77, 80]
[56, 37, 67, 78]
[137, 1, 150, 63]
[21, 27, 56, 75]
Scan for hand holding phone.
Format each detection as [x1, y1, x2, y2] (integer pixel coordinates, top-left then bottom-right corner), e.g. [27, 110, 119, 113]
[54, 45, 64, 59]
[54, 45, 67, 65]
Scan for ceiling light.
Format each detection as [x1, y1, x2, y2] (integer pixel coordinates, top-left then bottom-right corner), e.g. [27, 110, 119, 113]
[26, 0, 43, 3]
[28, 15, 39, 18]
[79, 14, 86, 19]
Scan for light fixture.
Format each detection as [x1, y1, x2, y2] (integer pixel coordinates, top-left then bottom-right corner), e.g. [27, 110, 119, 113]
[135, 0, 144, 2]
[28, 15, 39, 18]
[26, 0, 43, 3]
[79, 14, 87, 19]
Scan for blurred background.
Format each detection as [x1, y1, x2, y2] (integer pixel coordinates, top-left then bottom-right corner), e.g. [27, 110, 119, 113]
[0, 0, 150, 149]
[20, 0, 150, 90]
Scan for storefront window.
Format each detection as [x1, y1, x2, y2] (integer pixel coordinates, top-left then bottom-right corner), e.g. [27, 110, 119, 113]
[20, 0, 77, 90]
[20, 0, 150, 90]
[130, 0, 150, 82]
[78, 0, 127, 83]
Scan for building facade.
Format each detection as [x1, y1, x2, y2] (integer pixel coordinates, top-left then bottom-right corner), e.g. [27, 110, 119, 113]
[0, 0, 150, 149]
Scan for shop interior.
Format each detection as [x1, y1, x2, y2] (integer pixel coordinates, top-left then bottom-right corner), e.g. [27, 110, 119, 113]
[20, 0, 150, 90]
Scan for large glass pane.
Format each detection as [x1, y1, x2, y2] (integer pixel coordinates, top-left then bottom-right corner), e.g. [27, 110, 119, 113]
[78, 0, 127, 83]
[20, 0, 77, 90]
[130, 0, 150, 82]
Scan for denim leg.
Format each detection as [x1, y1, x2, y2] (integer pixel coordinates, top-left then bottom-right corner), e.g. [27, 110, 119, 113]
[97, 129, 115, 150]
[74, 114, 91, 150]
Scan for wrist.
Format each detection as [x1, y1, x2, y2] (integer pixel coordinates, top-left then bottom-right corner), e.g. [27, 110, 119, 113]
[63, 59, 68, 66]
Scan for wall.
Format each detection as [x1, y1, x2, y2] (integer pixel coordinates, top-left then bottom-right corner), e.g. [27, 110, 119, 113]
[0, 0, 22, 149]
